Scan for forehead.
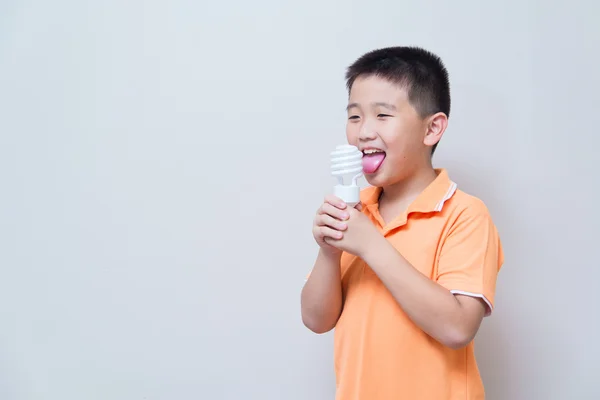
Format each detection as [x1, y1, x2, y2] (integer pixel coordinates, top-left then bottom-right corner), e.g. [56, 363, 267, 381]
[348, 75, 409, 103]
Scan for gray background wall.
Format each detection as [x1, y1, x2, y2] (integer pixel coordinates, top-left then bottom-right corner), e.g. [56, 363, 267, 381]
[1, 1, 598, 399]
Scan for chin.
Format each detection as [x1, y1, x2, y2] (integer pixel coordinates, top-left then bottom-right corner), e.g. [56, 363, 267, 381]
[364, 171, 388, 187]
[365, 168, 409, 188]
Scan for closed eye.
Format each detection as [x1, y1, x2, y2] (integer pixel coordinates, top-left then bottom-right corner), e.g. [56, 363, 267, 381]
[378, 114, 392, 118]
[348, 115, 360, 120]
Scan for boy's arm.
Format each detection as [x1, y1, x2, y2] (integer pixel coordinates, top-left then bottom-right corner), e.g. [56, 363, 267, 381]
[300, 249, 343, 334]
[362, 242, 487, 349]
[360, 204, 501, 350]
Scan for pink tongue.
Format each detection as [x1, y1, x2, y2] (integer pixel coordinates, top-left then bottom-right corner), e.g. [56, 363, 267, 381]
[362, 153, 386, 174]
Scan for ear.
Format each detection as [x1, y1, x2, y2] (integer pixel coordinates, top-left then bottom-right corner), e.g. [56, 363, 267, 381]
[423, 112, 448, 147]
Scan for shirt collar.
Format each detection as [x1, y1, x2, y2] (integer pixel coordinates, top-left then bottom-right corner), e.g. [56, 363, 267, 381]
[361, 168, 457, 214]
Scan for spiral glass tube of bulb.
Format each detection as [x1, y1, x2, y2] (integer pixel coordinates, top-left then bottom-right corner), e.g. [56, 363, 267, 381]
[330, 144, 363, 205]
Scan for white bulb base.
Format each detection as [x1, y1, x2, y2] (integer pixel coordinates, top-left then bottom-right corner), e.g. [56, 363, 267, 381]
[334, 184, 360, 207]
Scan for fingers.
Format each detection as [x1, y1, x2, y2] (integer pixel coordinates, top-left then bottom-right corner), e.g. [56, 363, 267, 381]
[318, 202, 349, 222]
[313, 226, 343, 241]
[323, 194, 347, 210]
[313, 195, 351, 247]
[315, 213, 347, 231]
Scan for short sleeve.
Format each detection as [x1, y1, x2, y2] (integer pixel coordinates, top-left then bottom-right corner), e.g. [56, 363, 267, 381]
[435, 202, 504, 316]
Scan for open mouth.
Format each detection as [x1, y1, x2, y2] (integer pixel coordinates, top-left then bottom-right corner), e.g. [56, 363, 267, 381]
[362, 149, 386, 174]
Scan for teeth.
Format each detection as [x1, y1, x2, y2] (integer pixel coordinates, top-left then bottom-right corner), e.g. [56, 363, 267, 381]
[363, 149, 384, 155]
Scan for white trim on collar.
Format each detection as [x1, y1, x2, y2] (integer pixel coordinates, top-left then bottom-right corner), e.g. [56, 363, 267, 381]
[434, 181, 457, 212]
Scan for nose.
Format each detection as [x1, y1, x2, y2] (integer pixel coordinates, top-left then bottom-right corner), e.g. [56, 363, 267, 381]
[358, 120, 377, 142]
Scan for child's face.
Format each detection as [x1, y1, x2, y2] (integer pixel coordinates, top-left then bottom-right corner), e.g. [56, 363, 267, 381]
[345, 75, 432, 188]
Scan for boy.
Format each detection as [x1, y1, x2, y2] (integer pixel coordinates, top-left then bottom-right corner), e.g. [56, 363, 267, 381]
[300, 46, 503, 400]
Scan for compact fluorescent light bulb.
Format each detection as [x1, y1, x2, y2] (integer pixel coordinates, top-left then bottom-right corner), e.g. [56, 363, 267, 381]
[330, 144, 364, 206]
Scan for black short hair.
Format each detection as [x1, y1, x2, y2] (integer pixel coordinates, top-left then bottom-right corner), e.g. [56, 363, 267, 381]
[345, 46, 450, 155]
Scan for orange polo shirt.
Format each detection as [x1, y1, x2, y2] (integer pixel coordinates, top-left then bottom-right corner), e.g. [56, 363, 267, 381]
[333, 169, 503, 400]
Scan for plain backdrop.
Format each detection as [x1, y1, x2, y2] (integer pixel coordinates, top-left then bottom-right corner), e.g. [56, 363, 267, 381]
[1, 1, 599, 399]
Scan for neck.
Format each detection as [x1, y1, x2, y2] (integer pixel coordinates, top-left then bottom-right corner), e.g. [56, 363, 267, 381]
[379, 166, 438, 207]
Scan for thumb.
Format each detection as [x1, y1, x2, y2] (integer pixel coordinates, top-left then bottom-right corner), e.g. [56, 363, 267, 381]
[354, 202, 363, 211]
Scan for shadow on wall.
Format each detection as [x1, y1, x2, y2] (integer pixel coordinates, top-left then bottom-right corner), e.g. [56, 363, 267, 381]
[438, 144, 516, 399]
[434, 82, 564, 400]
[437, 83, 515, 399]
[439, 82, 578, 399]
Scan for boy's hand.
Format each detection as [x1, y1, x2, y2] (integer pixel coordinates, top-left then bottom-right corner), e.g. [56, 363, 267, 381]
[312, 195, 350, 257]
[324, 204, 381, 258]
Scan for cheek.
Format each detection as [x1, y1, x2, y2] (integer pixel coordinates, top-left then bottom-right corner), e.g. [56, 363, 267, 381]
[345, 124, 359, 145]
[381, 123, 420, 155]
[378, 127, 402, 151]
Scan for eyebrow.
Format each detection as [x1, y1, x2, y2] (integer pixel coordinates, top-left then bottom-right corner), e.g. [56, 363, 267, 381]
[346, 102, 397, 111]
[346, 103, 359, 111]
[374, 102, 397, 111]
